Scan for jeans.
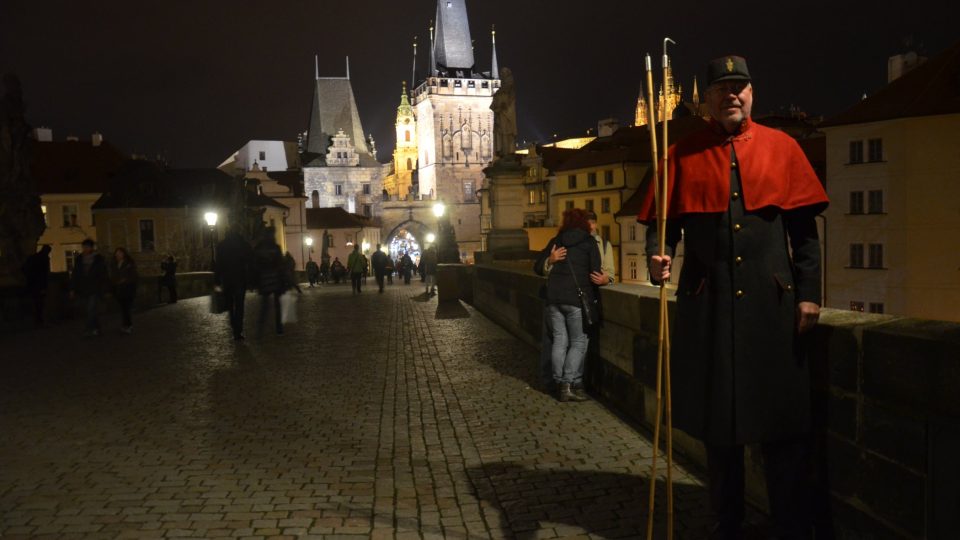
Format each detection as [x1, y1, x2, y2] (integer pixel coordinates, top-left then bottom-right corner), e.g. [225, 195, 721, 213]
[374, 270, 386, 292]
[539, 307, 554, 386]
[82, 294, 101, 332]
[546, 303, 588, 385]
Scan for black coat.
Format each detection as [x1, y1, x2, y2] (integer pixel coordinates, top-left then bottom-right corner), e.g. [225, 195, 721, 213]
[254, 239, 285, 294]
[646, 146, 824, 445]
[536, 228, 602, 324]
[215, 234, 254, 290]
[70, 253, 109, 296]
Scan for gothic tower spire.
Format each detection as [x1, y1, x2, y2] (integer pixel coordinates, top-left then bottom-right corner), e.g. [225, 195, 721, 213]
[692, 76, 700, 108]
[491, 25, 499, 79]
[433, 0, 475, 72]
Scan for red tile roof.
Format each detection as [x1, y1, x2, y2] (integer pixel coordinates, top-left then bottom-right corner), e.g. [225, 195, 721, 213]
[821, 40, 960, 127]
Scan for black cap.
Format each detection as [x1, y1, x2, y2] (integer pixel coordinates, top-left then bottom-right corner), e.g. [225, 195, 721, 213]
[706, 56, 751, 87]
[586, 210, 598, 221]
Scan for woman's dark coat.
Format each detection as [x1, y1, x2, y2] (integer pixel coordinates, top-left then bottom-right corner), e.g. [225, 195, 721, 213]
[537, 228, 602, 325]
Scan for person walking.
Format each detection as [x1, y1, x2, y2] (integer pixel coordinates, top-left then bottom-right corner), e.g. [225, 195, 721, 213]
[283, 252, 302, 294]
[253, 228, 286, 336]
[538, 209, 601, 402]
[110, 247, 138, 334]
[215, 227, 254, 341]
[330, 258, 345, 284]
[639, 56, 829, 539]
[69, 238, 109, 337]
[22, 244, 51, 327]
[421, 245, 438, 296]
[347, 244, 365, 294]
[400, 252, 414, 285]
[158, 255, 178, 303]
[385, 256, 395, 285]
[305, 258, 320, 287]
[370, 245, 390, 293]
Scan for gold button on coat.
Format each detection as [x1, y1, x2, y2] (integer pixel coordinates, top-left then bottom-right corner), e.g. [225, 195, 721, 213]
[732, 191, 740, 200]
[736, 290, 745, 298]
[735, 256, 743, 265]
[734, 223, 742, 232]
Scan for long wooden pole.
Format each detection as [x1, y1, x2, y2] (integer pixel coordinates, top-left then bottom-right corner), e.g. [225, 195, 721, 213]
[661, 37, 675, 540]
[643, 52, 663, 540]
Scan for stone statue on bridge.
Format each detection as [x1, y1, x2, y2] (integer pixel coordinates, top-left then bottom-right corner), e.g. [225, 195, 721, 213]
[490, 67, 517, 159]
[0, 73, 46, 287]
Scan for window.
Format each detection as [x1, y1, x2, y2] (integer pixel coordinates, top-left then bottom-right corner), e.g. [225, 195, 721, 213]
[362, 183, 371, 195]
[568, 175, 577, 189]
[604, 170, 614, 185]
[628, 225, 637, 241]
[601, 225, 611, 241]
[464, 182, 473, 197]
[850, 301, 865, 312]
[849, 191, 864, 214]
[327, 234, 335, 247]
[259, 150, 266, 161]
[628, 256, 638, 280]
[406, 157, 413, 171]
[139, 220, 155, 252]
[62, 204, 79, 227]
[587, 172, 597, 187]
[565, 200, 575, 211]
[362, 204, 372, 217]
[405, 131, 411, 142]
[65, 249, 78, 273]
[849, 141, 864, 164]
[41, 205, 48, 225]
[869, 302, 885, 314]
[868, 138, 883, 162]
[585, 199, 594, 212]
[528, 189, 536, 205]
[868, 243, 884, 269]
[539, 189, 546, 204]
[849, 243, 864, 268]
[868, 190, 883, 214]
[335, 184, 343, 196]
[311, 190, 320, 208]
[601, 197, 611, 214]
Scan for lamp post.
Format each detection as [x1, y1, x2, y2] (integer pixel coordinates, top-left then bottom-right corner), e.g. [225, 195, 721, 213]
[305, 236, 314, 260]
[432, 201, 446, 256]
[204, 211, 218, 270]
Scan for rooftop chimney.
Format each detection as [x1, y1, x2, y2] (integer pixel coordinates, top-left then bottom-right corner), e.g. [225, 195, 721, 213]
[33, 127, 53, 142]
[66, 135, 79, 142]
[92, 132, 103, 147]
[887, 51, 927, 83]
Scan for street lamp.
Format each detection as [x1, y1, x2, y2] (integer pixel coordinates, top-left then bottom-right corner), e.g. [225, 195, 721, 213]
[432, 202, 446, 218]
[425, 232, 436, 244]
[362, 241, 371, 253]
[304, 236, 314, 248]
[204, 211, 218, 269]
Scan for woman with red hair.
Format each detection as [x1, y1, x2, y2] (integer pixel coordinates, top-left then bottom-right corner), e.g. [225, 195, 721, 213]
[535, 208, 602, 402]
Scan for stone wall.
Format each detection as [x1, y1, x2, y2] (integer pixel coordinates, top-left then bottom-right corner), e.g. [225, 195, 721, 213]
[459, 263, 960, 539]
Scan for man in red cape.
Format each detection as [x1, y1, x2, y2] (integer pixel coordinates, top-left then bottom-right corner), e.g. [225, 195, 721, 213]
[638, 56, 828, 539]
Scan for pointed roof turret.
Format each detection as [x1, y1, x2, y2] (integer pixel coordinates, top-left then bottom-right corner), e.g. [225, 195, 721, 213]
[692, 76, 700, 107]
[434, 0, 475, 72]
[491, 25, 499, 79]
[305, 61, 374, 166]
[398, 82, 414, 117]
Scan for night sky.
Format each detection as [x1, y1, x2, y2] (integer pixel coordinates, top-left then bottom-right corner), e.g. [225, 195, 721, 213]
[2, 0, 954, 167]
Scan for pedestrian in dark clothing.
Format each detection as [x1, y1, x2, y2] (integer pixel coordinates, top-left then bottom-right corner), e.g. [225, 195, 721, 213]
[400, 253, 414, 284]
[319, 259, 330, 284]
[110, 247, 139, 334]
[536, 209, 600, 402]
[639, 56, 829, 539]
[254, 229, 286, 336]
[305, 258, 320, 287]
[69, 238, 109, 337]
[330, 258, 345, 284]
[370, 245, 389, 293]
[215, 228, 254, 341]
[283, 252, 302, 294]
[384, 256, 395, 285]
[421, 246, 438, 295]
[158, 256, 178, 303]
[22, 245, 51, 326]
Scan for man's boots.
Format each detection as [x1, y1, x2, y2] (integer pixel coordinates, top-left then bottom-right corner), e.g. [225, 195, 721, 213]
[558, 383, 574, 402]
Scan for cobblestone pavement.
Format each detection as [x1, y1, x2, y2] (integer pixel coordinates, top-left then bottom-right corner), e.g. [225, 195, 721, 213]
[1, 281, 733, 539]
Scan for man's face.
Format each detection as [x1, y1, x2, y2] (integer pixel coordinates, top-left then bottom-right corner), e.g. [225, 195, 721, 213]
[706, 80, 753, 130]
[589, 219, 598, 235]
[81, 244, 94, 255]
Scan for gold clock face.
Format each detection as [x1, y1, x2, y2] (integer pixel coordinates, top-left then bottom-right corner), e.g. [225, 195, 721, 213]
[404, 119, 411, 125]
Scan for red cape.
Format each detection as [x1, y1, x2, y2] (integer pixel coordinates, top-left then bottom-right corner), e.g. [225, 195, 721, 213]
[636, 118, 828, 222]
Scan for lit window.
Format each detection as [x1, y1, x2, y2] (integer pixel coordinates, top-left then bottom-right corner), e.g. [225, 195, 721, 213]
[464, 182, 473, 197]
[528, 189, 536, 205]
[850, 301, 865, 312]
[601, 198, 611, 214]
[568, 175, 577, 189]
[62, 204, 79, 228]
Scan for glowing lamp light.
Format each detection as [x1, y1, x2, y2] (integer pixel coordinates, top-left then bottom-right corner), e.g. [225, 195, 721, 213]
[304, 236, 314, 247]
[204, 211, 218, 227]
[362, 241, 371, 252]
[426, 233, 437, 243]
[432, 202, 446, 218]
